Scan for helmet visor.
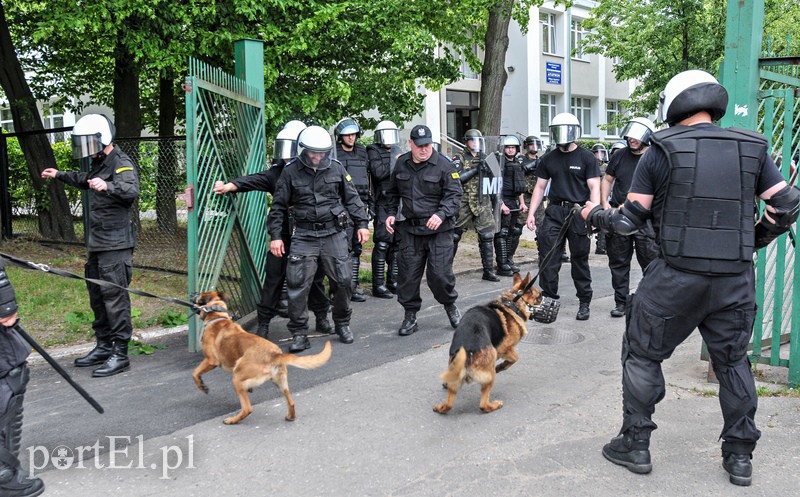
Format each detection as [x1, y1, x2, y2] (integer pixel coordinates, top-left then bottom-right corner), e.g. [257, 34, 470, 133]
[273, 138, 296, 160]
[594, 149, 609, 162]
[375, 129, 400, 146]
[465, 136, 485, 154]
[622, 121, 652, 144]
[549, 124, 580, 145]
[71, 134, 104, 159]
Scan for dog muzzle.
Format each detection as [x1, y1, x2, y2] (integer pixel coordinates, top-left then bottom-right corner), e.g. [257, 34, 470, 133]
[531, 297, 560, 324]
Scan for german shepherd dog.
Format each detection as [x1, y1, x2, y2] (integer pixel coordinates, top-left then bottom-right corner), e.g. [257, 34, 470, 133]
[434, 272, 542, 414]
[192, 291, 332, 425]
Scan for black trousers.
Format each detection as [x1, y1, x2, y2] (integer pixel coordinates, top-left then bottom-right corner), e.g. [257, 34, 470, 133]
[395, 226, 457, 312]
[606, 222, 658, 306]
[85, 249, 133, 343]
[620, 258, 760, 455]
[537, 204, 592, 303]
[286, 231, 351, 335]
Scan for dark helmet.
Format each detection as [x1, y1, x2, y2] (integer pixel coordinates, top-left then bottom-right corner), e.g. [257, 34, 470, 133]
[591, 143, 608, 163]
[658, 69, 728, 126]
[333, 117, 362, 143]
[523, 135, 543, 153]
[463, 129, 484, 154]
[609, 140, 627, 157]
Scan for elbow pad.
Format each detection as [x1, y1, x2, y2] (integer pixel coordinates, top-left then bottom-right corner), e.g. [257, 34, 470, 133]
[0, 265, 18, 319]
[588, 199, 650, 236]
[764, 185, 800, 228]
[458, 167, 479, 183]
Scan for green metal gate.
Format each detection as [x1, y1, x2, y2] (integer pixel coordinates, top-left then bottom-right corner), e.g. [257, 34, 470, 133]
[185, 41, 268, 351]
[752, 59, 800, 387]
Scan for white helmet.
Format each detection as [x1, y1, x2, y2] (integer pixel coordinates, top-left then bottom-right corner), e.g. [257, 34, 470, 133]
[658, 69, 728, 125]
[373, 120, 400, 146]
[500, 135, 522, 155]
[282, 120, 307, 137]
[621, 117, 656, 148]
[297, 125, 333, 168]
[549, 112, 581, 146]
[71, 114, 115, 159]
[273, 126, 299, 161]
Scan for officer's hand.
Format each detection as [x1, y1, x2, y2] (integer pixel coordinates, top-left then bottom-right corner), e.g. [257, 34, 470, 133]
[87, 177, 108, 192]
[0, 313, 18, 328]
[581, 201, 597, 221]
[386, 216, 396, 235]
[357, 228, 370, 244]
[213, 181, 235, 195]
[526, 213, 536, 232]
[501, 203, 510, 215]
[426, 214, 443, 231]
[520, 203, 528, 214]
[41, 168, 58, 179]
[269, 240, 285, 257]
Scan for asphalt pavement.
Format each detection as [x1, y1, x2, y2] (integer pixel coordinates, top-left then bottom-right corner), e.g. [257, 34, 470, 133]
[23, 245, 800, 496]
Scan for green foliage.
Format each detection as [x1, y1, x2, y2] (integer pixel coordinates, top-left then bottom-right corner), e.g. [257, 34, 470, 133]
[128, 339, 168, 356]
[5, 137, 80, 215]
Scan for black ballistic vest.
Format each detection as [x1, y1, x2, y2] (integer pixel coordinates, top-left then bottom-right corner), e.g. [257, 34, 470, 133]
[338, 145, 370, 201]
[652, 125, 766, 275]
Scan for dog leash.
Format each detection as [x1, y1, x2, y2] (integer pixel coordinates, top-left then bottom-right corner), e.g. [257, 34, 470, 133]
[0, 251, 200, 312]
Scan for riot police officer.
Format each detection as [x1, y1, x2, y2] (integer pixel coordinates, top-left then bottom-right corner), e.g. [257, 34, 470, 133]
[0, 260, 45, 496]
[213, 122, 332, 339]
[521, 136, 545, 239]
[385, 125, 463, 336]
[583, 69, 799, 486]
[453, 129, 500, 281]
[592, 143, 610, 255]
[41, 114, 139, 377]
[334, 117, 371, 302]
[367, 120, 402, 299]
[494, 135, 528, 276]
[525, 113, 601, 321]
[269, 126, 370, 351]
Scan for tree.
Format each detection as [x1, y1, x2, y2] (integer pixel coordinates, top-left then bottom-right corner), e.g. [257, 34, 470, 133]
[0, 0, 75, 241]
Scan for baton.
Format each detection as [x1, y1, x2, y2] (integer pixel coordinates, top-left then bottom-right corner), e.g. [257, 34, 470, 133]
[13, 323, 105, 414]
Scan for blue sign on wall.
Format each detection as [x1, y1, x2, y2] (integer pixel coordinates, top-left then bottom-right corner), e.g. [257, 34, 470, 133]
[545, 62, 561, 85]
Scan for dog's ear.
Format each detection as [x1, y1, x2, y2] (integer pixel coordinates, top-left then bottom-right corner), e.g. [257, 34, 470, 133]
[512, 272, 523, 289]
[217, 292, 227, 303]
[195, 292, 208, 306]
[518, 272, 530, 291]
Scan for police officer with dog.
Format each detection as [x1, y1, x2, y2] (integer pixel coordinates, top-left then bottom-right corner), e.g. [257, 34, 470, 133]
[41, 114, 139, 377]
[385, 124, 463, 336]
[495, 135, 528, 276]
[583, 69, 799, 486]
[334, 117, 371, 302]
[268, 126, 370, 352]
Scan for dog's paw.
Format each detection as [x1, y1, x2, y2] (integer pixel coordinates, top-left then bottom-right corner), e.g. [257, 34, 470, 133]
[480, 400, 504, 413]
[196, 383, 209, 394]
[433, 404, 451, 414]
[223, 417, 239, 425]
[284, 414, 296, 422]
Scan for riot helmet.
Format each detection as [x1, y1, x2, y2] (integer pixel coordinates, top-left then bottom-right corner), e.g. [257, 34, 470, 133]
[500, 135, 522, 157]
[621, 117, 656, 151]
[591, 143, 609, 163]
[297, 126, 333, 168]
[374, 120, 400, 146]
[71, 114, 115, 159]
[273, 125, 303, 161]
[609, 140, 627, 158]
[658, 69, 728, 126]
[463, 129, 485, 154]
[523, 135, 543, 154]
[549, 113, 581, 150]
[333, 117, 362, 143]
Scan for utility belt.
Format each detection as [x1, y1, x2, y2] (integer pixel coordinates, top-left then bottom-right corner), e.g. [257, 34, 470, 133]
[404, 217, 430, 227]
[548, 199, 582, 208]
[294, 219, 338, 231]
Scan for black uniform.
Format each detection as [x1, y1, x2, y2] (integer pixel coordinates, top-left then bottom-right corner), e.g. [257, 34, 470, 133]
[55, 146, 139, 346]
[268, 157, 369, 337]
[535, 146, 600, 302]
[617, 123, 785, 457]
[0, 259, 45, 496]
[336, 143, 371, 300]
[367, 143, 402, 296]
[604, 148, 658, 308]
[229, 162, 329, 330]
[495, 153, 527, 274]
[386, 150, 462, 312]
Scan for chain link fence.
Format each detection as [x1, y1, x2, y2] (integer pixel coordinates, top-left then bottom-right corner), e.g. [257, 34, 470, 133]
[2, 131, 189, 273]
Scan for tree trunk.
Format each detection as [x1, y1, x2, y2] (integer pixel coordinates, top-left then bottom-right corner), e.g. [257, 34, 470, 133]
[0, 0, 75, 241]
[113, 33, 142, 235]
[156, 75, 178, 235]
[477, 0, 513, 136]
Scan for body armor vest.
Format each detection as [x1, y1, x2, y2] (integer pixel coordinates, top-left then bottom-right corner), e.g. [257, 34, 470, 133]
[652, 125, 766, 275]
[501, 155, 526, 199]
[369, 144, 395, 206]
[338, 145, 370, 200]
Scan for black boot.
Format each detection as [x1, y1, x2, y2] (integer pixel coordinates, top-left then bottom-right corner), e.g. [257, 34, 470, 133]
[386, 246, 398, 294]
[507, 232, 521, 272]
[74, 340, 113, 367]
[255, 321, 270, 338]
[494, 235, 513, 277]
[0, 464, 44, 497]
[371, 241, 394, 299]
[351, 257, 366, 302]
[444, 303, 461, 329]
[602, 429, 652, 474]
[398, 311, 418, 336]
[92, 341, 130, 377]
[315, 313, 333, 334]
[289, 334, 311, 352]
[722, 453, 752, 486]
[335, 325, 354, 344]
[479, 236, 500, 282]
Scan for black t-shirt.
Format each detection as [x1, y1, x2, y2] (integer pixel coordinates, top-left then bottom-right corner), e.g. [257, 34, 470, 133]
[535, 146, 600, 203]
[605, 148, 644, 206]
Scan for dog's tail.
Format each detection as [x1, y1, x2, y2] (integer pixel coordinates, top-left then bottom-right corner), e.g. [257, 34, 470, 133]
[441, 347, 468, 385]
[281, 340, 332, 369]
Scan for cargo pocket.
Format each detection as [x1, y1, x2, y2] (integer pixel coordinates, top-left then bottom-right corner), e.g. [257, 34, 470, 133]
[286, 254, 306, 289]
[628, 298, 672, 359]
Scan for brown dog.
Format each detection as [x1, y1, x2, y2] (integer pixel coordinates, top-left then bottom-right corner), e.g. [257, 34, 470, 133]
[192, 291, 332, 425]
[434, 272, 542, 414]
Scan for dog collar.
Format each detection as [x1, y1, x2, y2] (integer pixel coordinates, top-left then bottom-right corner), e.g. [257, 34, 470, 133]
[495, 299, 529, 322]
[203, 316, 228, 327]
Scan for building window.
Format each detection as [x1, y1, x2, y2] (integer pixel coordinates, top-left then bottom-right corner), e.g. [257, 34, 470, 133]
[458, 44, 480, 80]
[571, 18, 589, 61]
[540, 94, 557, 133]
[0, 107, 13, 133]
[540, 12, 557, 55]
[43, 103, 67, 143]
[570, 97, 592, 136]
[606, 101, 622, 137]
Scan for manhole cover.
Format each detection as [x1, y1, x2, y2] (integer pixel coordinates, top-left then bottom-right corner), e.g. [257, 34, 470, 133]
[521, 327, 585, 345]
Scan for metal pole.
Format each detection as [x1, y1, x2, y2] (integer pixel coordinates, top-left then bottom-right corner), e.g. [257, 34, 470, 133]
[0, 134, 12, 239]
